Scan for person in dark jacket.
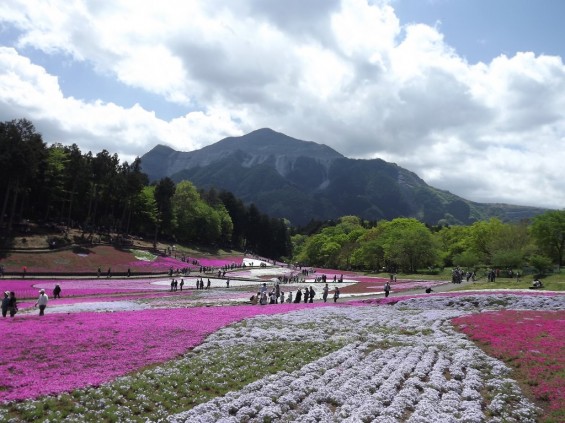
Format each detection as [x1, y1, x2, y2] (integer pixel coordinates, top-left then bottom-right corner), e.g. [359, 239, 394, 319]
[53, 284, 62, 299]
[294, 289, 302, 303]
[333, 287, 340, 303]
[1, 291, 9, 317]
[308, 286, 315, 303]
[8, 291, 18, 317]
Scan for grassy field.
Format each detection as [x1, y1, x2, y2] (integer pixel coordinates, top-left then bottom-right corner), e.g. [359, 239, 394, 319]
[370, 269, 565, 292]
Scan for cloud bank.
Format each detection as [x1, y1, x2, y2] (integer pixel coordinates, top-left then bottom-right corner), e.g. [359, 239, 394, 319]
[0, 0, 564, 209]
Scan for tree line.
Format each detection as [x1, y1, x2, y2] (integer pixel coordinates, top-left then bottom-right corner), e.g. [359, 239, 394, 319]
[0, 119, 291, 259]
[292, 213, 565, 275]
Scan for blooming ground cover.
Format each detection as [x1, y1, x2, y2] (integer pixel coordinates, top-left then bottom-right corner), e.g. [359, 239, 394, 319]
[0, 278, 171, 301]
[453, 310, 565, 423]
[0, 246, 139, 273]
[1, 264, 448, 303]
[0, 303, 333, 403]
[0, 293, 563, 422]
[1, 250, 564, 422]
[0, 245, 243, 274]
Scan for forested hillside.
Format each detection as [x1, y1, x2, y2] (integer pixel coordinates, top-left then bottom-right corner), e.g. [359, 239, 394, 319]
[0, 119, 291, 259]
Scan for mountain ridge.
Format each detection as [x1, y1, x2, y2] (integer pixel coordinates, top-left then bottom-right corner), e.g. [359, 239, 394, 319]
[140, 128, 547, 225]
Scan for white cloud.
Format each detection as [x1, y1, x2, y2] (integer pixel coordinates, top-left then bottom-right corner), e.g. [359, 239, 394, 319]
[0, 47, 242, 161]
[0, 0, 564, 210]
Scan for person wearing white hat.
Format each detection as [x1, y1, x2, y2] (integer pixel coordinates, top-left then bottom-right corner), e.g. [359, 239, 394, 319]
[35, 289, 49, 316]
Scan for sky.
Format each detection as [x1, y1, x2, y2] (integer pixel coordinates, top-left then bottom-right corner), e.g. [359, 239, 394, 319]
[1, 0, 564, 210]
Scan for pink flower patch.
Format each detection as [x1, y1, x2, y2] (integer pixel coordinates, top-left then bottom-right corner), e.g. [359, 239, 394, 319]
[453, 310, 565, 418]
[0, 302, 333, 402]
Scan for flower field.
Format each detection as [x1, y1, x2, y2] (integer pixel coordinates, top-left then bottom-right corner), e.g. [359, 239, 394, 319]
[0, 253, 564, 422]
[453, 310, 565, 423]
[0, 291, 563, 421]
[0, 303, 335, 403]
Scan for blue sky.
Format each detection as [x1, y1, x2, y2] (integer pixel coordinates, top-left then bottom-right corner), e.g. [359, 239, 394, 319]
[0, 0, 564, 210]
[394, 0, 565, 62]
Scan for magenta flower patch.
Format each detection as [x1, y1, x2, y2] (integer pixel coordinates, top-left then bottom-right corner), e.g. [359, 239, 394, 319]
[0, 302, 332, 402]
[453, 310, 565, 419]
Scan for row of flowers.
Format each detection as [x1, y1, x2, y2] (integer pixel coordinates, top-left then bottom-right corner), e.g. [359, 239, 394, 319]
[169, 296, 560, 422]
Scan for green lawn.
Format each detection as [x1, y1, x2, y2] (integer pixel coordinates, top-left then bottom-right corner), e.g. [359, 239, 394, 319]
[368, 269, 565, 292]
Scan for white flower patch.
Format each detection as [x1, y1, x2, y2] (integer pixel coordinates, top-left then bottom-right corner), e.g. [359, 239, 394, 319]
[391, 293, 565, 311]
[43, 300, 149, 313]
[168, 301, 542, 422]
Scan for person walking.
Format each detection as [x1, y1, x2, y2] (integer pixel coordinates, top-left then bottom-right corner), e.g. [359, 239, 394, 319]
[322, 283, 329, 302]
[333, 287, 340, 303]
[8, 291, 18, 317]
[308, 286, 315, 303]
[35, 289, 49, 316]
[384, 281, 391, 298]
[1, 291, 9, 317]
[53, 284, 62, 299]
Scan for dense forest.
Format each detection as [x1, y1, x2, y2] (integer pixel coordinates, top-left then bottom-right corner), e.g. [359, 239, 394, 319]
[0, 119, 291, 259]
[292, 213, 565, 275]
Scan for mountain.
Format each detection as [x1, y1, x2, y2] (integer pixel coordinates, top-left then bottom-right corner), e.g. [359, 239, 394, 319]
[140, 128, 546, 226]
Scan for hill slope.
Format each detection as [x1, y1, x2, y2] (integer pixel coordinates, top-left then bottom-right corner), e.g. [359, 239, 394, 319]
[141, 128, 546, 225]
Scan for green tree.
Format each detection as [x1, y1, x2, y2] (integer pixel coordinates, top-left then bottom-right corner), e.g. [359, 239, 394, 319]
[377, 218, 438, 272]
[0, 119, 46, 232]
[529, 254, 553, 275]
[135, 186, 159, 236]
[216, 204, 234, 245]
[153, 177, 176, 244]
[219, 190, 247, 248]
[350, 238, 384, 271]
[434, 225, 471, 267]
[38, 144, 69, 221]
[452, 251, 480, 269]
[295, 233, 329, 265]
[491, 250, 523, 269]
[61, 144, 91, 227]
[530, 210, 565, 267]
[466, 218, 506, 264]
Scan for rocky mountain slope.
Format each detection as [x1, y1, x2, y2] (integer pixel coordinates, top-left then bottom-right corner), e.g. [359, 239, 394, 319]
[141, 128, 546, 226]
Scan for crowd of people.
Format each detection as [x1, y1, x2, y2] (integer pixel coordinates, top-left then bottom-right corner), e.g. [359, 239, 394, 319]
[2, 283, 64, 318]
[2, 291, 18, 317]
[248, 282, 341, 305]
[170, 279, 185, 291]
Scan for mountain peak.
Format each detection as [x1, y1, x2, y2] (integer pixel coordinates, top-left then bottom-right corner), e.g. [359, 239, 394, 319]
[141, 129, 344, 182]
[215, 128, 344, 160]
[140, 129, 546, 225]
